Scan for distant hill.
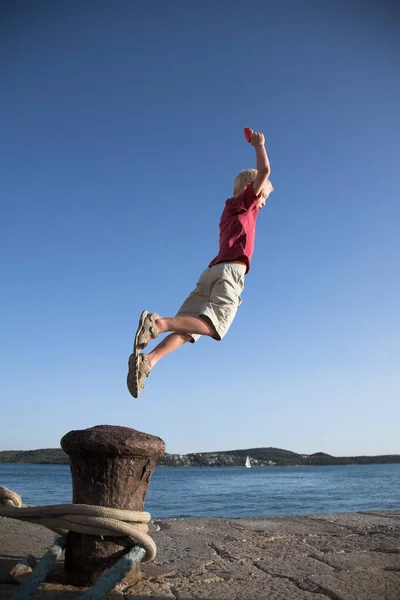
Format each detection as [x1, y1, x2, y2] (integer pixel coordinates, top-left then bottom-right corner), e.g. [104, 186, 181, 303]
[0, 447, 399, 467]
[0, 449, 69, 464]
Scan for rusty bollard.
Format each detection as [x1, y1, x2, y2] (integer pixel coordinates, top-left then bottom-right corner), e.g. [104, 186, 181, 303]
[60, 424, 165, 587]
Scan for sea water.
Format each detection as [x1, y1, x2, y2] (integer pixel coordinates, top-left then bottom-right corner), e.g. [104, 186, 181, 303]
[1, 463, 399, 519]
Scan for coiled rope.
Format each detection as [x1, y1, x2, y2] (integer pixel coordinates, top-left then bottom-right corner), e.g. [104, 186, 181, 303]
[0, 485, 156, 561]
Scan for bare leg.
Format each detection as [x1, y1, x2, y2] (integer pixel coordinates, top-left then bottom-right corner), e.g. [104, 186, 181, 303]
[156, 316, 216, 337]
[144, 316, 216, 370]
[147, 333, 191, 369]
[137, 315, 216, 377]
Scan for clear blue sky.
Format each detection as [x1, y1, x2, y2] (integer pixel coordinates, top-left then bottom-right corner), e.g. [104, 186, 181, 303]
[1, 1, 399, 456]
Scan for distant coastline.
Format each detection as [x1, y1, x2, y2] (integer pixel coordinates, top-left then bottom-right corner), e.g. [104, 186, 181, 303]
[1, 447, 399, 468]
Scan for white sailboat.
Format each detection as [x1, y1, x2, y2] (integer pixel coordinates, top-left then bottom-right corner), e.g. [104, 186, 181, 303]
[245, 455, 251, 468]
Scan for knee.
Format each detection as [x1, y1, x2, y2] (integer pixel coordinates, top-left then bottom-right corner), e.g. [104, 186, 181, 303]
[180, 333, 193, 344]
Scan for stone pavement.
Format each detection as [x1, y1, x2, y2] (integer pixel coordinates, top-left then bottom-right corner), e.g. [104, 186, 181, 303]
[0, 511, 399, 599]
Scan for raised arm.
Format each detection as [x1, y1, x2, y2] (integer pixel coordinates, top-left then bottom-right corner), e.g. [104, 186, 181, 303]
[250, 130, 271, 196]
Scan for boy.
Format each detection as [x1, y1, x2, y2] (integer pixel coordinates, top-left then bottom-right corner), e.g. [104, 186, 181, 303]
[127, 129, 273, 398]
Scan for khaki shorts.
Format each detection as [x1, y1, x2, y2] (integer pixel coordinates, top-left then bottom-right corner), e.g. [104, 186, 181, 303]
[175, 262, 245, 342]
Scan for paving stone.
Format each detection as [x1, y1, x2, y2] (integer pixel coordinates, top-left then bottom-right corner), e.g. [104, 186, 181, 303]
[254, 554, 334, 579]
[316, 549, 400, 572]
[308, 570, 400, 600]
[169, 574, 328, 600]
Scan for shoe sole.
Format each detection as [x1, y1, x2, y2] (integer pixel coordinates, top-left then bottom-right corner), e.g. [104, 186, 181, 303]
[134, 310, 149, 355]
[127, 353, 139, 398]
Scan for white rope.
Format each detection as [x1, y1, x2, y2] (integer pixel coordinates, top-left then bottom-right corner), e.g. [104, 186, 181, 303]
[0, 486, 156, 562]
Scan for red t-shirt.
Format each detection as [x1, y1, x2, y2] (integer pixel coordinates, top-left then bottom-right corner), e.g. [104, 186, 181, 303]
[209, 183, 260, 274]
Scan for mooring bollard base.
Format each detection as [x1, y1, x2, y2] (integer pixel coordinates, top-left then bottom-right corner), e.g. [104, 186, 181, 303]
[64, 534, 142, 587]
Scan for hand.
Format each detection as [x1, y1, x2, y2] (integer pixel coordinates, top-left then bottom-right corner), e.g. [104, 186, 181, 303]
[250, 130, 265, 147]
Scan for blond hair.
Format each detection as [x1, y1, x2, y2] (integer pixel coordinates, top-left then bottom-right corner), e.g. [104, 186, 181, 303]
[233, 169, 274, 197]
[233, 169, 257, 196]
